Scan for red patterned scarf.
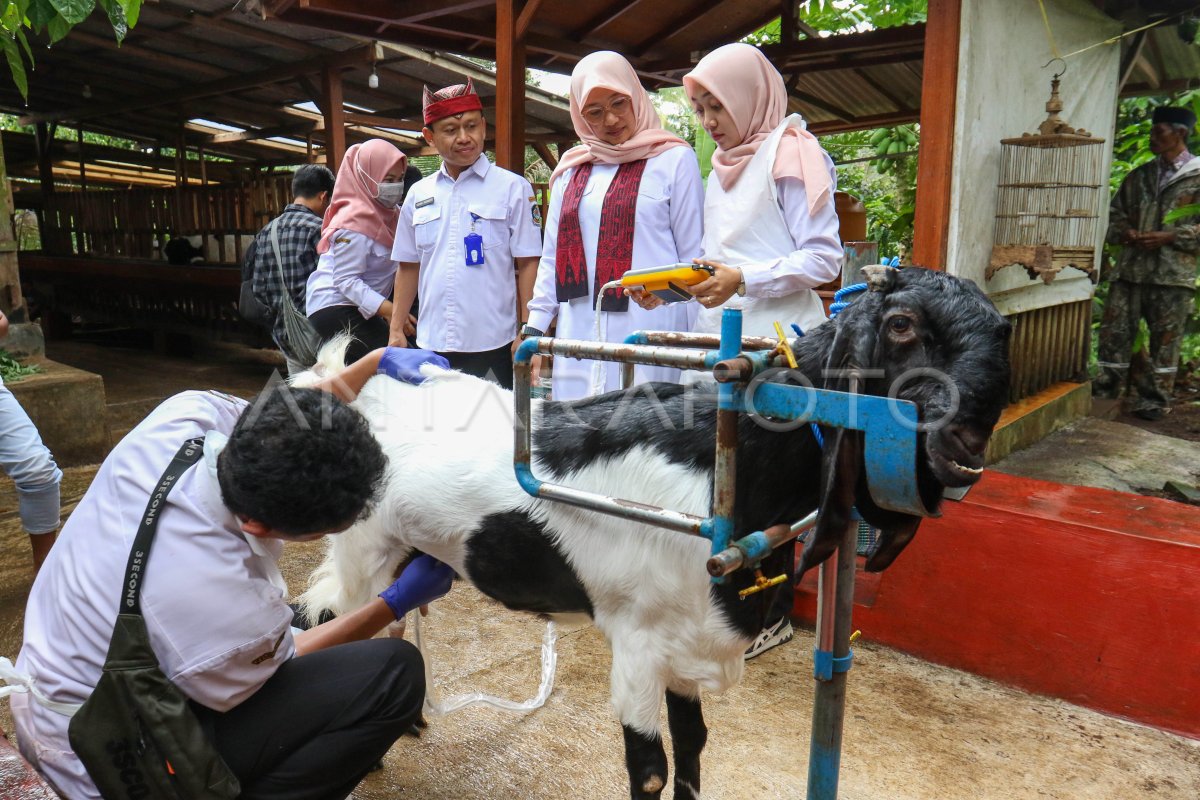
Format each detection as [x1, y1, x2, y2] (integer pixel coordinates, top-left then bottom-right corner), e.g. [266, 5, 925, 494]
[554, 159, 647, 312]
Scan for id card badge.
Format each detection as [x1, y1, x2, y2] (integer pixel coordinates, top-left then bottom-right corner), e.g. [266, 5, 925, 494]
[464, 232, 484, 266]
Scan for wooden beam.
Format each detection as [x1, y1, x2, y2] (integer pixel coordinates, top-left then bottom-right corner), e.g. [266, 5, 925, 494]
[532, 142, 558, 169]
[1118, 30, 1148, 92]
[19, 46, 375, 126]
[791, 89, 858, 123]
[495, 0, 526, 172]
[853, 67, 911, 113]
[569, 0, 642, 41]
[516, 0, 545, 39]
[298, 0, 493, 26]
[322, 65, 347, 173]
[912, 0, 959, 272]
[34, 123, 56, 196]
[630, 0, 727, 58]
[152, 5, 325, 54]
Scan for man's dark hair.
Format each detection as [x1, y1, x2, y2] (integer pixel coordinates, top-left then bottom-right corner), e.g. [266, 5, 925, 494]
[292, 164, 335, 200]
[217, 386, 387, 536]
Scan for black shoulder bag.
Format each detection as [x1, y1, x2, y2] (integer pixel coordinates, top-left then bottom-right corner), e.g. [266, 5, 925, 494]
[239, 234, 273, 327]
[68, 438, 241, 800]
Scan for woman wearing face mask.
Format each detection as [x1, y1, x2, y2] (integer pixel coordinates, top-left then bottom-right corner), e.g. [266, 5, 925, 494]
[523, 51, 703, 401]
[678, 42, 842, 344]
[307, 139, 408, 364]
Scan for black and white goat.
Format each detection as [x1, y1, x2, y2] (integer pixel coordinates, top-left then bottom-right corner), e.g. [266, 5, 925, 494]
[300, 266, 1011, 800]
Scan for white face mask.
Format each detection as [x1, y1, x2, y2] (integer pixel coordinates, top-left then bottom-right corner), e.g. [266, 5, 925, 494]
[375, 181, 405, 208]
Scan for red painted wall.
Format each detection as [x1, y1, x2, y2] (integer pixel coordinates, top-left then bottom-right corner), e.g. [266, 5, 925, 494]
[794, 471, 1200, 739]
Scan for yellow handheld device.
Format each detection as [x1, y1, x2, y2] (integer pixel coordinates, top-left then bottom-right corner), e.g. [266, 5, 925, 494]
[619, 263, 714, 303]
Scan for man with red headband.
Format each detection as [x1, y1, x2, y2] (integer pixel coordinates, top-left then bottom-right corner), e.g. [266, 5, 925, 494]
[389, 79, 542, 389]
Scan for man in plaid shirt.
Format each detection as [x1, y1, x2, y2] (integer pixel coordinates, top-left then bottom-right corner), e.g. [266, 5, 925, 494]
[250, 164, 335, 374]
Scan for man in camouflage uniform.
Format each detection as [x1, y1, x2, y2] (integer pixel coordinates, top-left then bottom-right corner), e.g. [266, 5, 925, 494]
[1096, 106, 1199, 421]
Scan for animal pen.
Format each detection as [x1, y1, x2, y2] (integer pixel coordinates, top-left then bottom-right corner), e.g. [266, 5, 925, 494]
[513, 277, 931, 799]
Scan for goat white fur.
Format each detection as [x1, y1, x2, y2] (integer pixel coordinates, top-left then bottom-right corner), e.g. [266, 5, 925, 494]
[297, 341, 747, 736]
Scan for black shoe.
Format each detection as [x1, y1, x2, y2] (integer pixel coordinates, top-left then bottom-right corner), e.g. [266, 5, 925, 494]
[1132, 407, 1166, 421]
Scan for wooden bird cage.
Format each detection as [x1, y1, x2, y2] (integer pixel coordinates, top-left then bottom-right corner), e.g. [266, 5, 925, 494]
[990, 77, 1106, 285]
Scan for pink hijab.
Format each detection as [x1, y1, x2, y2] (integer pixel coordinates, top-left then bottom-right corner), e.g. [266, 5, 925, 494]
[683, 43, 832, 215]
[549, 51, 688, 189]
[317, 139, 408, 254]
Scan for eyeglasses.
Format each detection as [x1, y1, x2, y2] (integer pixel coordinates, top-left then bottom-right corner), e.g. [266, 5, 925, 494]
[581, 95, 632, 125]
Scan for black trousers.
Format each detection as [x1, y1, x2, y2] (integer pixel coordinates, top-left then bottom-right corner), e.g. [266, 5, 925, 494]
[439, 342, 515, 390]
[192, 638, 425, 800]
[309, 305, 390, 366]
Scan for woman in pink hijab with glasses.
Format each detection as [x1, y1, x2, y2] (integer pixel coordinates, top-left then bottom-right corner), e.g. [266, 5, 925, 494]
[306, 139, 408, 364]
[523, 51, 703, 401]
[679, 42, 842, 342]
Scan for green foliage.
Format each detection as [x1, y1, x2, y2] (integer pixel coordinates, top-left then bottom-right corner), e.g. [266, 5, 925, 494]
[796, 0, 926, 33]
[2, 0, 142, 101]
[0, 349, 39, 382]
[1163, 203, 1200, 225]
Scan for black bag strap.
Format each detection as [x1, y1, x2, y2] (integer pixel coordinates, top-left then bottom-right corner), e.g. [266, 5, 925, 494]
[118, 437, 205, 617]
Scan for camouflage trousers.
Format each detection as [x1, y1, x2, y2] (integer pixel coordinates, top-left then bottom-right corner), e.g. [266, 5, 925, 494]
[1095, 281, 1194, 413]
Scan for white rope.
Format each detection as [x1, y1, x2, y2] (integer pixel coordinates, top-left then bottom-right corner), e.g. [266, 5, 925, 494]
[0, 657, 82, 717]
[412, 611, 558, 717]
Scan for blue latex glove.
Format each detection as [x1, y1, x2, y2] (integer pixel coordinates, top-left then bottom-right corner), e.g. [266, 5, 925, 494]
[378, 554, 455, 619]
[377, 347, 450, 384]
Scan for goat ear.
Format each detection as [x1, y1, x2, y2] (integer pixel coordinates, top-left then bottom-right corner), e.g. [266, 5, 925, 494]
[822, 291, 883, 393]
[796, 427, 862, 577]
[852, 471, 928, 571]
[862, 264, 897, 293]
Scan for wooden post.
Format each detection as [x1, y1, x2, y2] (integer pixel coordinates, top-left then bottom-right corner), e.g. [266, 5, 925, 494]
[911, 0, 960, 271]
[0, 132, 29, 321]
[322, 66, 346, 173]
[76, 125, 87, 194]
[495, 0, 527, 172]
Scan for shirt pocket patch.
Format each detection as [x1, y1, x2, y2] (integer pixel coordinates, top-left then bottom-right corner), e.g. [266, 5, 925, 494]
[413, 206, 442, 251]
[467, 203, 508, 250]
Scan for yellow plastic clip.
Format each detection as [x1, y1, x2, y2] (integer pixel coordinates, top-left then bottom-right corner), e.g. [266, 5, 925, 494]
[773, 321, 799, 370]
[850, 630, 862, 644]
[738, 569, 788, 599]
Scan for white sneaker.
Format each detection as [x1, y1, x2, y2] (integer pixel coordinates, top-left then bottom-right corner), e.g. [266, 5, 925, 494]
[744, 618, 794, 660]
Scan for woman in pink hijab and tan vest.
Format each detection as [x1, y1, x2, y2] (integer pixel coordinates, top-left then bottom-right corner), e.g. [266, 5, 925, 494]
[523, 51, 703, 401]
[681, 42, 842, 342]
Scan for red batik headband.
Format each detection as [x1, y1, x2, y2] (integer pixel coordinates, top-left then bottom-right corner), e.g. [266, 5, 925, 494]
[423, 79, 484, 126]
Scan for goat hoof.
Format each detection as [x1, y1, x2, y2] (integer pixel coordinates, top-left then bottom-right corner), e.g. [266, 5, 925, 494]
[640, 774, 665, 795]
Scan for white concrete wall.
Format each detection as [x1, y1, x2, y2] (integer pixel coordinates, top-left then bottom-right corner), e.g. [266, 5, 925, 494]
[947, 0, 1120, 315]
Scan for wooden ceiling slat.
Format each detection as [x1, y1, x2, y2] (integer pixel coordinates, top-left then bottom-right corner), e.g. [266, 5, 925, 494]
[570, 0, 648, 41]
[19, 46, 375, 126]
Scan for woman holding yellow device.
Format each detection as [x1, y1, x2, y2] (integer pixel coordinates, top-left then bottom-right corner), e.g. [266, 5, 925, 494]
[679, 42, 842, 341]
[524, 51, 703, 401]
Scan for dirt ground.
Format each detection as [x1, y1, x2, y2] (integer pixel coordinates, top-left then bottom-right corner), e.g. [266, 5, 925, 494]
[1, 505, 1198, 799]
[1113, 370, 1200, 444]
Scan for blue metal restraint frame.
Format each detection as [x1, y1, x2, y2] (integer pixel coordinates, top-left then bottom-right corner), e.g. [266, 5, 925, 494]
[512, 303, 925, 584]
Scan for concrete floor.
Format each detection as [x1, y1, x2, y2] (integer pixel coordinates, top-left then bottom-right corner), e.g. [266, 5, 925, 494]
[0, 339, 1198, 799]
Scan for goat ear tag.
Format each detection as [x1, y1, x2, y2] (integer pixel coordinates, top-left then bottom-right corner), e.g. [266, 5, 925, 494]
[862, 264, 896, 293]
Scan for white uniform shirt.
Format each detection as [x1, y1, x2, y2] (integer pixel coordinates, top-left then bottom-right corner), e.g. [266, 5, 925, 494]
[306, 229, 398, 318]
[12, 391, 295, 800]
[392, 155, 543, 353]
[526, 146, 704, 400]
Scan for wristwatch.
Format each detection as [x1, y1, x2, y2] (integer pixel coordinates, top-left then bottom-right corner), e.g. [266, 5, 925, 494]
[520, 324, 544, 339]
[735, 270, 747, 297]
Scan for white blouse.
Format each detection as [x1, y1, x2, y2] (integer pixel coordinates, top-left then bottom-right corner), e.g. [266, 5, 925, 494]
[527, 146, 704, 400]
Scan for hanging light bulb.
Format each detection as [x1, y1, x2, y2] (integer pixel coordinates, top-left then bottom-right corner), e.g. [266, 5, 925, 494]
[82, 84, 92, 99]
[368, 67, 379, 90]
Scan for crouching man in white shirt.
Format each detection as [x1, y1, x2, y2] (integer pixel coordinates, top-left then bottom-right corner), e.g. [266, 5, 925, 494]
[7, 348, 453, 800]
